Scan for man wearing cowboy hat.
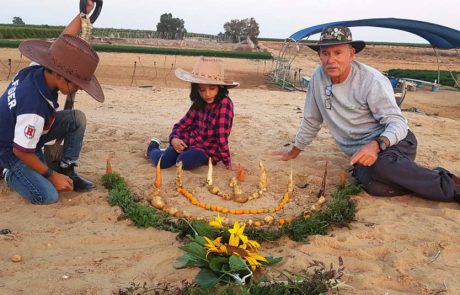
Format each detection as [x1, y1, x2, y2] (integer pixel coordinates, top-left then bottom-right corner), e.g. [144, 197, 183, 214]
[0, 0, 105, 204]
[276, 26, 460, 203]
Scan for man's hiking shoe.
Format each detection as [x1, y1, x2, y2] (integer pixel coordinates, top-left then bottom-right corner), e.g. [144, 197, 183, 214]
[434, 167, 460, 185]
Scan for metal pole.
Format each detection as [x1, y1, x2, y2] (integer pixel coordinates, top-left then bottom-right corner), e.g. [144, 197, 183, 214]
[432, 47, 440, 85]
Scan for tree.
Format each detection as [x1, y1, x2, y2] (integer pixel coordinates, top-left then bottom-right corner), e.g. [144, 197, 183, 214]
[12, 16, 25, 25]
[223, 17, 260, 44]
[156, 13, 186, 40]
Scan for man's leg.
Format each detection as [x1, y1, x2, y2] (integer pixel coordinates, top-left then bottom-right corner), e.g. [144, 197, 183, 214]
[354, 130, 459, 202]
[39, 109, 94, 191]
[5, 160, 59, 205]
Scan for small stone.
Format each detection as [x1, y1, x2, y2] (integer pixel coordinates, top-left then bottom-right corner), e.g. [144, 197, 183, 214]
[11, 255, 22, 263]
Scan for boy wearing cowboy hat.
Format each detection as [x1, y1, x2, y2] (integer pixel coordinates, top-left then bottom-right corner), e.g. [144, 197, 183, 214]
[275, 26, 460, 203]
[147, 56, 238, 170]
[0, 0, 104, 204]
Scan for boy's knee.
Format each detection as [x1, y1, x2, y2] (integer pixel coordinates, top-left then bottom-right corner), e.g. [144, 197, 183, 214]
[73, 109, 87, 127]
[32, 191, 59, 205]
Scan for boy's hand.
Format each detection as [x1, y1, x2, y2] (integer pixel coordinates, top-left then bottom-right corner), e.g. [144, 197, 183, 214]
[85, 0, 95, 14]
[49, 172, 74, 192]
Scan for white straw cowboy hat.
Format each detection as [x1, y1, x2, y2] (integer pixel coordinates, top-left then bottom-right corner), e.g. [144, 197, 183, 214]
[308, 26, 366, 54]
[175, 56, 239, 88]
[18, 34, 104, 102]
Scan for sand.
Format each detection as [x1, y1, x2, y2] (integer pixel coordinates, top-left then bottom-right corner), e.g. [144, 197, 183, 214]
[1, 43, 460, 294]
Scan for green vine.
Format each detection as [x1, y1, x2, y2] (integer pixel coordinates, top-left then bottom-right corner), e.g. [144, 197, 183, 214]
[101, 172, 360, 243]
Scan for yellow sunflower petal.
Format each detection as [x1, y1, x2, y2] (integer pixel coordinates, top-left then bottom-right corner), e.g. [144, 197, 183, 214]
[246, 239, 261, 249]
[229, 233, 240, 247]
[209, 214, 224, 228]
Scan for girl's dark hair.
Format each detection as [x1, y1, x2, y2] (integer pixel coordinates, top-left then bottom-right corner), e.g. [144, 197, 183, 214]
[190, 83, 229, 110]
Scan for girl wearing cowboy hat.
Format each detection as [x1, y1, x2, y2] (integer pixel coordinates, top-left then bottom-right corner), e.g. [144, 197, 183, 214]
[147, 56, 239, 170]
[0, 0, 104, 204]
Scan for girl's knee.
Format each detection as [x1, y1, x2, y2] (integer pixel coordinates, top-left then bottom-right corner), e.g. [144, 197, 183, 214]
[181, 162, 195, 170]
[159, 161, 175, 169]
[179, 158, 206, 170]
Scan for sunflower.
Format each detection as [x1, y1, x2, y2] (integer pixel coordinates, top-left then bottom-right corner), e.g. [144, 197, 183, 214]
[203, 236, 227, 257]
[240, 238, 261, 250]
[208, 213, 224, 228]
[243, 251, 268, 271]
[228, 221, 248, 247]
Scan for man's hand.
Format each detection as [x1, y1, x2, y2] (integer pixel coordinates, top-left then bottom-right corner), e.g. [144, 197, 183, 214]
[350, 140, 379, 166]
[273, 147, 302, 161]
[171, 138, 187, 153]
[48, 172, 74, 192]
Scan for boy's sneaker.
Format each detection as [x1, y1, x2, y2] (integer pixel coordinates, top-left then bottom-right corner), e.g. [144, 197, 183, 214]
[1, 168, 7, 180]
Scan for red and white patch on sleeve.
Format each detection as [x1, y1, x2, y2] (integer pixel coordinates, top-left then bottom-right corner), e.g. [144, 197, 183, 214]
[24, 125, 36, 139]
[14, 114, 45, 151]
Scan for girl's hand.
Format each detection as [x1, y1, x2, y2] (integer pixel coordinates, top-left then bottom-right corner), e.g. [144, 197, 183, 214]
[171, 138, 187, 153]
[226, 163, 236, 171]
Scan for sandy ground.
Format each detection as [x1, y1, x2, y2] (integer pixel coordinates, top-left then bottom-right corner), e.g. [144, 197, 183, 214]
[1, 43, 460, 294]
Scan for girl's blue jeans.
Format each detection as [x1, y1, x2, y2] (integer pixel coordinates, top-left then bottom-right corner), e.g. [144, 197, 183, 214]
[5, 110, 86, 204]
[147, 144, 208, 170]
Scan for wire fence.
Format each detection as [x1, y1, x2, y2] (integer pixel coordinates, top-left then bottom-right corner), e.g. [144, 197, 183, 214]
[0, 50, 274, 89]
[267, 41, 308, 91]
[0, 27, 308, 91]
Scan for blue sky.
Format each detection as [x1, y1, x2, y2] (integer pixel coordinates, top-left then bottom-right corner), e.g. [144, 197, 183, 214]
[1, 0, 459, 43]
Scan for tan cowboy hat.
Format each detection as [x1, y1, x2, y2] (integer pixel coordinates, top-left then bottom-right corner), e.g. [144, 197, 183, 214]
[308, 26, 366, 54]
[175, 56, 239, 88]
[18, 34, 104, 102]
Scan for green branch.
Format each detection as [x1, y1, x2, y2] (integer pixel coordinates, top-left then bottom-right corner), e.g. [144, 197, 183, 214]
[101, 173, 359, 243]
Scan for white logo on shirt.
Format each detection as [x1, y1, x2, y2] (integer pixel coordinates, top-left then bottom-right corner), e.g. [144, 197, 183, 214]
[7, 79, 19, 110]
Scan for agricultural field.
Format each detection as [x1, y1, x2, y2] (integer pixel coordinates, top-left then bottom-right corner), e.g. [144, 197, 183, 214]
[1, 24, 460, 295]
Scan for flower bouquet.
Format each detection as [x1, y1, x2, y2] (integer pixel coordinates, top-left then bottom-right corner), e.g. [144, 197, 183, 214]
[174, 214, 282, 288]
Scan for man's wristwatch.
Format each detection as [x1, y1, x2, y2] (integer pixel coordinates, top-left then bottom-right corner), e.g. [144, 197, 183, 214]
[375, 137, 387, 152]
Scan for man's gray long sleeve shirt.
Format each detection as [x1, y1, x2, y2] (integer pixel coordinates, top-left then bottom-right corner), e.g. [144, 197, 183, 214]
[295, 60, 408, 156]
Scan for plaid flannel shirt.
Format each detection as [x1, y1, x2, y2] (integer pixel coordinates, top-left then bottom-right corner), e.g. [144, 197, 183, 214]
[169, 97, 233, 167]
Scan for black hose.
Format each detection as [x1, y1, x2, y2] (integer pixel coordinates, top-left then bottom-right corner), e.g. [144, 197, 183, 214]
[80, 0, 103, 23]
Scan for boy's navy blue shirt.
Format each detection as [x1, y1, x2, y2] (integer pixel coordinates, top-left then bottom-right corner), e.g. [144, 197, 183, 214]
[0, 65, 59, 168]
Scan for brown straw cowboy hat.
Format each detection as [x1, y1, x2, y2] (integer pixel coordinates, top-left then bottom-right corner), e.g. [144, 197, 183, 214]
[175, 56, 239, 88]
[308, 26, 366, 54]
[18, 34, 104, 102]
